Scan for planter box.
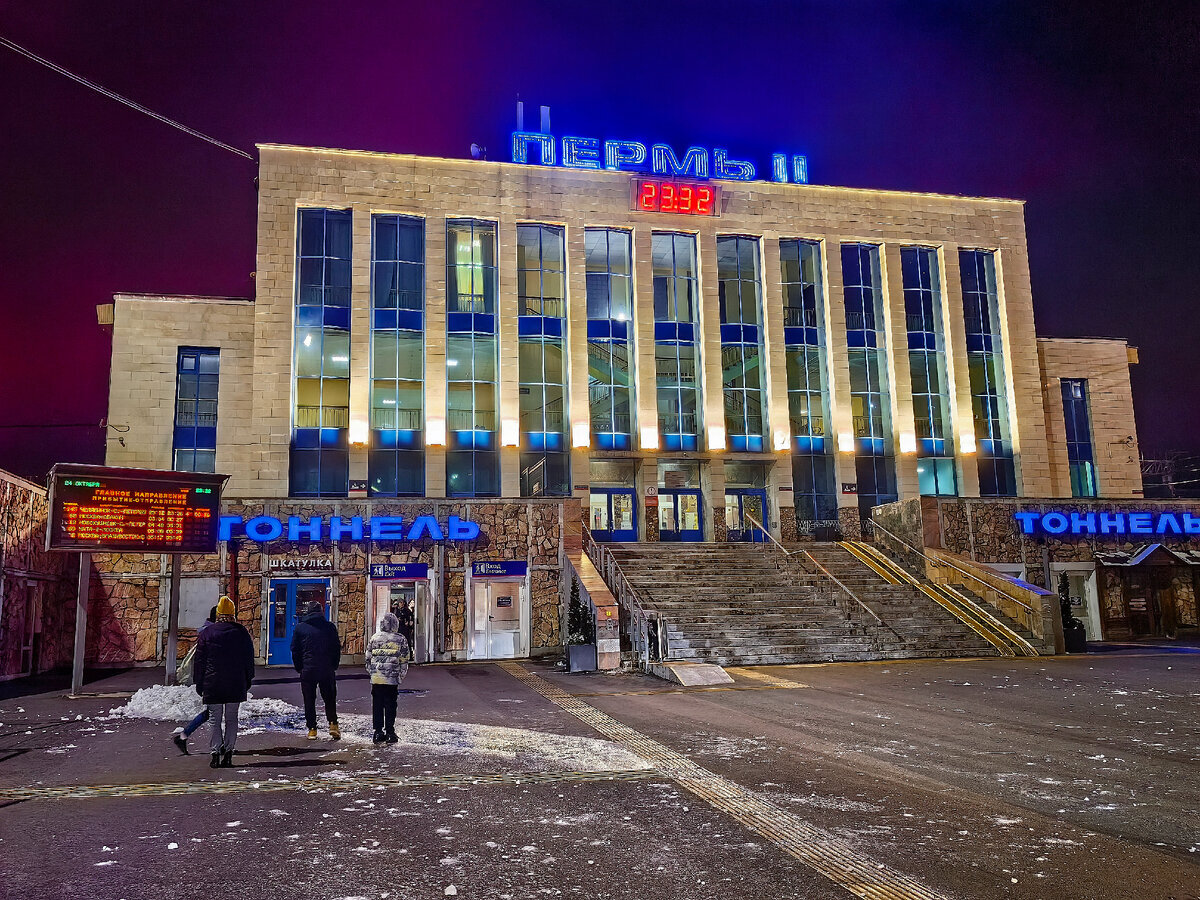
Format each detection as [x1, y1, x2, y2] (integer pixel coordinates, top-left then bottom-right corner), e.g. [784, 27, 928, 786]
[568, 643, 597, 673]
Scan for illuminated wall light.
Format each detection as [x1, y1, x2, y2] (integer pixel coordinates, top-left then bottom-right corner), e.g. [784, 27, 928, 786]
[707, 425, 726, 451]
[349, 419, 369, 447]
[640, 425, 659, 451]
[959, 433, 977, 454]
[572, 421, 591, 449]
[501, 419, 520, 447]
[837, 432, 855, 453]
[773, 429, 790, 452]
[426, 418, 447, 447]
[899, 432, 917, 454]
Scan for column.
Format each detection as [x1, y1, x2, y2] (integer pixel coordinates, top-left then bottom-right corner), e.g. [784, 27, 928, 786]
[821, 236, 858, 522]
[939, 244, 980, 497]
[881, 243, 918, 497]
[497, 216, 521, 497]
[424, 214, 447, 497]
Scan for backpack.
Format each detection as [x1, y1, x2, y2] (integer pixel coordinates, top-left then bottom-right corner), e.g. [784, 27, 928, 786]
[176, 644, 198, 686]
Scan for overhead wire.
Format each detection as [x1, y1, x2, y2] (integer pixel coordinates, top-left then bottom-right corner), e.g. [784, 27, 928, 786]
[0, 33, 253, 160]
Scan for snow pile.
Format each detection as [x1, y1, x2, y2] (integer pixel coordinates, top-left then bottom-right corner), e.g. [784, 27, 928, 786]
[112, 684, 203, 721]
[111, 685, 302, 723]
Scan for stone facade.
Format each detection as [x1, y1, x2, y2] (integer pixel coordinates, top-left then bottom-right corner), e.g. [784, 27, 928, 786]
[0, 470, 79, 680]
[102, 146, 1144, 558]
[85, 498, 568, 666]
[1037, 339, 1142, 498]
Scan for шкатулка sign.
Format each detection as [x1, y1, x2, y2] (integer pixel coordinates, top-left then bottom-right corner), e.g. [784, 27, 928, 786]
[45, 464, 227, 554]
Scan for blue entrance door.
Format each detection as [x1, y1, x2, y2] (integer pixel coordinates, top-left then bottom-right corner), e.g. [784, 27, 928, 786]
[267, 579, 329, 665]
[726, 489, 768, 542]
[589, 489, 638, 542]
[658, 489, 703, 542]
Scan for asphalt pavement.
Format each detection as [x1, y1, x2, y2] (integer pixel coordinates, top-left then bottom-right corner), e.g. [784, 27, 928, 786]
[0, 647, 1197, 900]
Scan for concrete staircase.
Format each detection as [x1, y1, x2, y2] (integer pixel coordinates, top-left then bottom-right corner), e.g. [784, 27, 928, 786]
[605, 542, 1003, 666]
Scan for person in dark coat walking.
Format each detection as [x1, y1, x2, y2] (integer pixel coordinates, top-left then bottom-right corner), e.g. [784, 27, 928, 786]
[290, 600, 342, 740]
[172, 604, 217, 754]
[193, 596, 255, 769]
[396, 598, 415, 661]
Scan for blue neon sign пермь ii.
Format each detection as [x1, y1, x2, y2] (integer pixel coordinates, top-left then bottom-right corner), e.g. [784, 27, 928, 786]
[512, 132, 808, 184]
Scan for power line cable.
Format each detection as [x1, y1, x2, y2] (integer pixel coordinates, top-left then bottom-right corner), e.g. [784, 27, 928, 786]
[0, 33, 253, 160]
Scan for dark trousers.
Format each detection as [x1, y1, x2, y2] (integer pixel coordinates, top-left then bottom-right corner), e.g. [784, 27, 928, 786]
[182, 707, 210, 737]
[301, 675, 338, 730]
[372, 683, 398, 736]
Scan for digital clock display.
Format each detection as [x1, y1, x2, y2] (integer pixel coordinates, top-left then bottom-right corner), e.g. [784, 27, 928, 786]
[47, 464, 227, 554]
[630, 178, 720, 216]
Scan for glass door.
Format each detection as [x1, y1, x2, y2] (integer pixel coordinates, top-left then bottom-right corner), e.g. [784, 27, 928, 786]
[589, 489, 637, 542]
[469, 580, 526, 659]
[659, 489, 703, 542]
[267, 579, 329, 665]
[726, 489, 768, 542]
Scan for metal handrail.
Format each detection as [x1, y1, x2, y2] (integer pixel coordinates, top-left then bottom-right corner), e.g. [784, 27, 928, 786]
[578, 518, 661, 669]
[740, 512, 893, 634]
[867, 519, 1036, 615]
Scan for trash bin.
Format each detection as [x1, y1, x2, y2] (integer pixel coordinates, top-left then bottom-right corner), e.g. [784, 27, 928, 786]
[1063, 619, 1087, 653]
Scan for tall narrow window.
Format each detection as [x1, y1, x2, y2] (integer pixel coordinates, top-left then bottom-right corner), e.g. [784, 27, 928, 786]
[446, 219, 499, 497]
[369, 215, 425, 496]
[960, 249, 1015, 496]
[291, 208, 351, 497]
[717, 236, 766, 451]
[653, 232, 701, 450]
[902, 246, 956, 496]
[518, 224, 569, 496]
[174, 347, 219, 473]
[842, 243, 896, 520]
[780, 239, 837, 529]
[1062, 379, 1097, 497]
[586, 229, 634, 451]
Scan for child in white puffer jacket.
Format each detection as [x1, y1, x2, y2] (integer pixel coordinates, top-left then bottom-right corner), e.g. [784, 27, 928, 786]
[365, 612, 410, 744]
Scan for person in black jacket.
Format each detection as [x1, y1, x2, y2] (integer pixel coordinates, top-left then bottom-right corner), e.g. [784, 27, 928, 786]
[194, 596, 255, 769]
[290, 600, 342, 740]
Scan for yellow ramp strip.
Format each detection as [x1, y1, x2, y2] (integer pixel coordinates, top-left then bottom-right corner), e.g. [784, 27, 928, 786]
[500, 661, 951, 900]
[915, 583, 1015, 657]
[725, 666, 809, 689]
[838, 541, 902, 584]
[931, 583, 1040, 657]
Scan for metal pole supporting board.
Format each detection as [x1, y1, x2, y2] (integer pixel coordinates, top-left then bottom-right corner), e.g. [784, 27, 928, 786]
[164, 553, 182, 684]
[71, 552, 90, 696]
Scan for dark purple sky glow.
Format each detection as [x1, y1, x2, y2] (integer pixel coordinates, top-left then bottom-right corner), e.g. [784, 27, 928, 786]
[1, 0, 1197, 482]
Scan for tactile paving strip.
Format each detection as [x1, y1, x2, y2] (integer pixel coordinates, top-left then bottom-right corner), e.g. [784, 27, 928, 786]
[500, 661, 951, 900]
[0, 768, 657, 802]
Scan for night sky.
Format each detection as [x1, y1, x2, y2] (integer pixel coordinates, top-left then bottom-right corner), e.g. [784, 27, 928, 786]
[2, 1, 1197, 482]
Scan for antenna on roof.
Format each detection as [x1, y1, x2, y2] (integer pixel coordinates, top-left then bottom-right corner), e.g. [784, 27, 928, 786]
[470, 143, 487, 160]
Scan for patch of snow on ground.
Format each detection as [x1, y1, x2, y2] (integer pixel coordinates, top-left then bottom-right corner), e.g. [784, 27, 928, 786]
[107, 687, 647, 771]
[110, 685, 301, 723]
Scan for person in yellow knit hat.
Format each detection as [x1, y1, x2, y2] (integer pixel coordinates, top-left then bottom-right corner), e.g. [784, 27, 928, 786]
[193, 595, 256, 768]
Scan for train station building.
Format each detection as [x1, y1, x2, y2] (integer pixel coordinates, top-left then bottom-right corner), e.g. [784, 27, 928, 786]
[79, 138, 1195, 670]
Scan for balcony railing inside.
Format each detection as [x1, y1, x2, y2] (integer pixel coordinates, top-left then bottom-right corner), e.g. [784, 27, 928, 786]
[784, 307, 819, 328]
[448, 409, 496, 431]
[371, 407, 423, 430]
[295, 406, 349, 429]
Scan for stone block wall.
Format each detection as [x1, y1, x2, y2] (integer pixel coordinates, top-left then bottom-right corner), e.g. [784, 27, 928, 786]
[0, 470, 80, 679]
[86, 498, 569, 666]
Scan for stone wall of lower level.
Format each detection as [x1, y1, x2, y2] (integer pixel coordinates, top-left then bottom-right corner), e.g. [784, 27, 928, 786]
[87, 498, 571, 666]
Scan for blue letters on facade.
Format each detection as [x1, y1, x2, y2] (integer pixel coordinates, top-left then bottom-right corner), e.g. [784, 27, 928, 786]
[1014, 510, 1200, 538]
[513, 131, 808, 184]
[217, 515, 481, 543]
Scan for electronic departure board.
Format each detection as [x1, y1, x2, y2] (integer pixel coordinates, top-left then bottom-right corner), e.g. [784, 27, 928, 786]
[630, 178, 720, 216]
[46, 465, 228, 554]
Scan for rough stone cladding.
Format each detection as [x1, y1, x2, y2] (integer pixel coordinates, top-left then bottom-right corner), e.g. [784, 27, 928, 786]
[882, 495, 1200, 585]
[250, 144, 1053, 503]
[87, 498, 565, 665]
[0, 470, 79, 678]
[105, 294, 256, 495]
[1036, 338, 1141, 498]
